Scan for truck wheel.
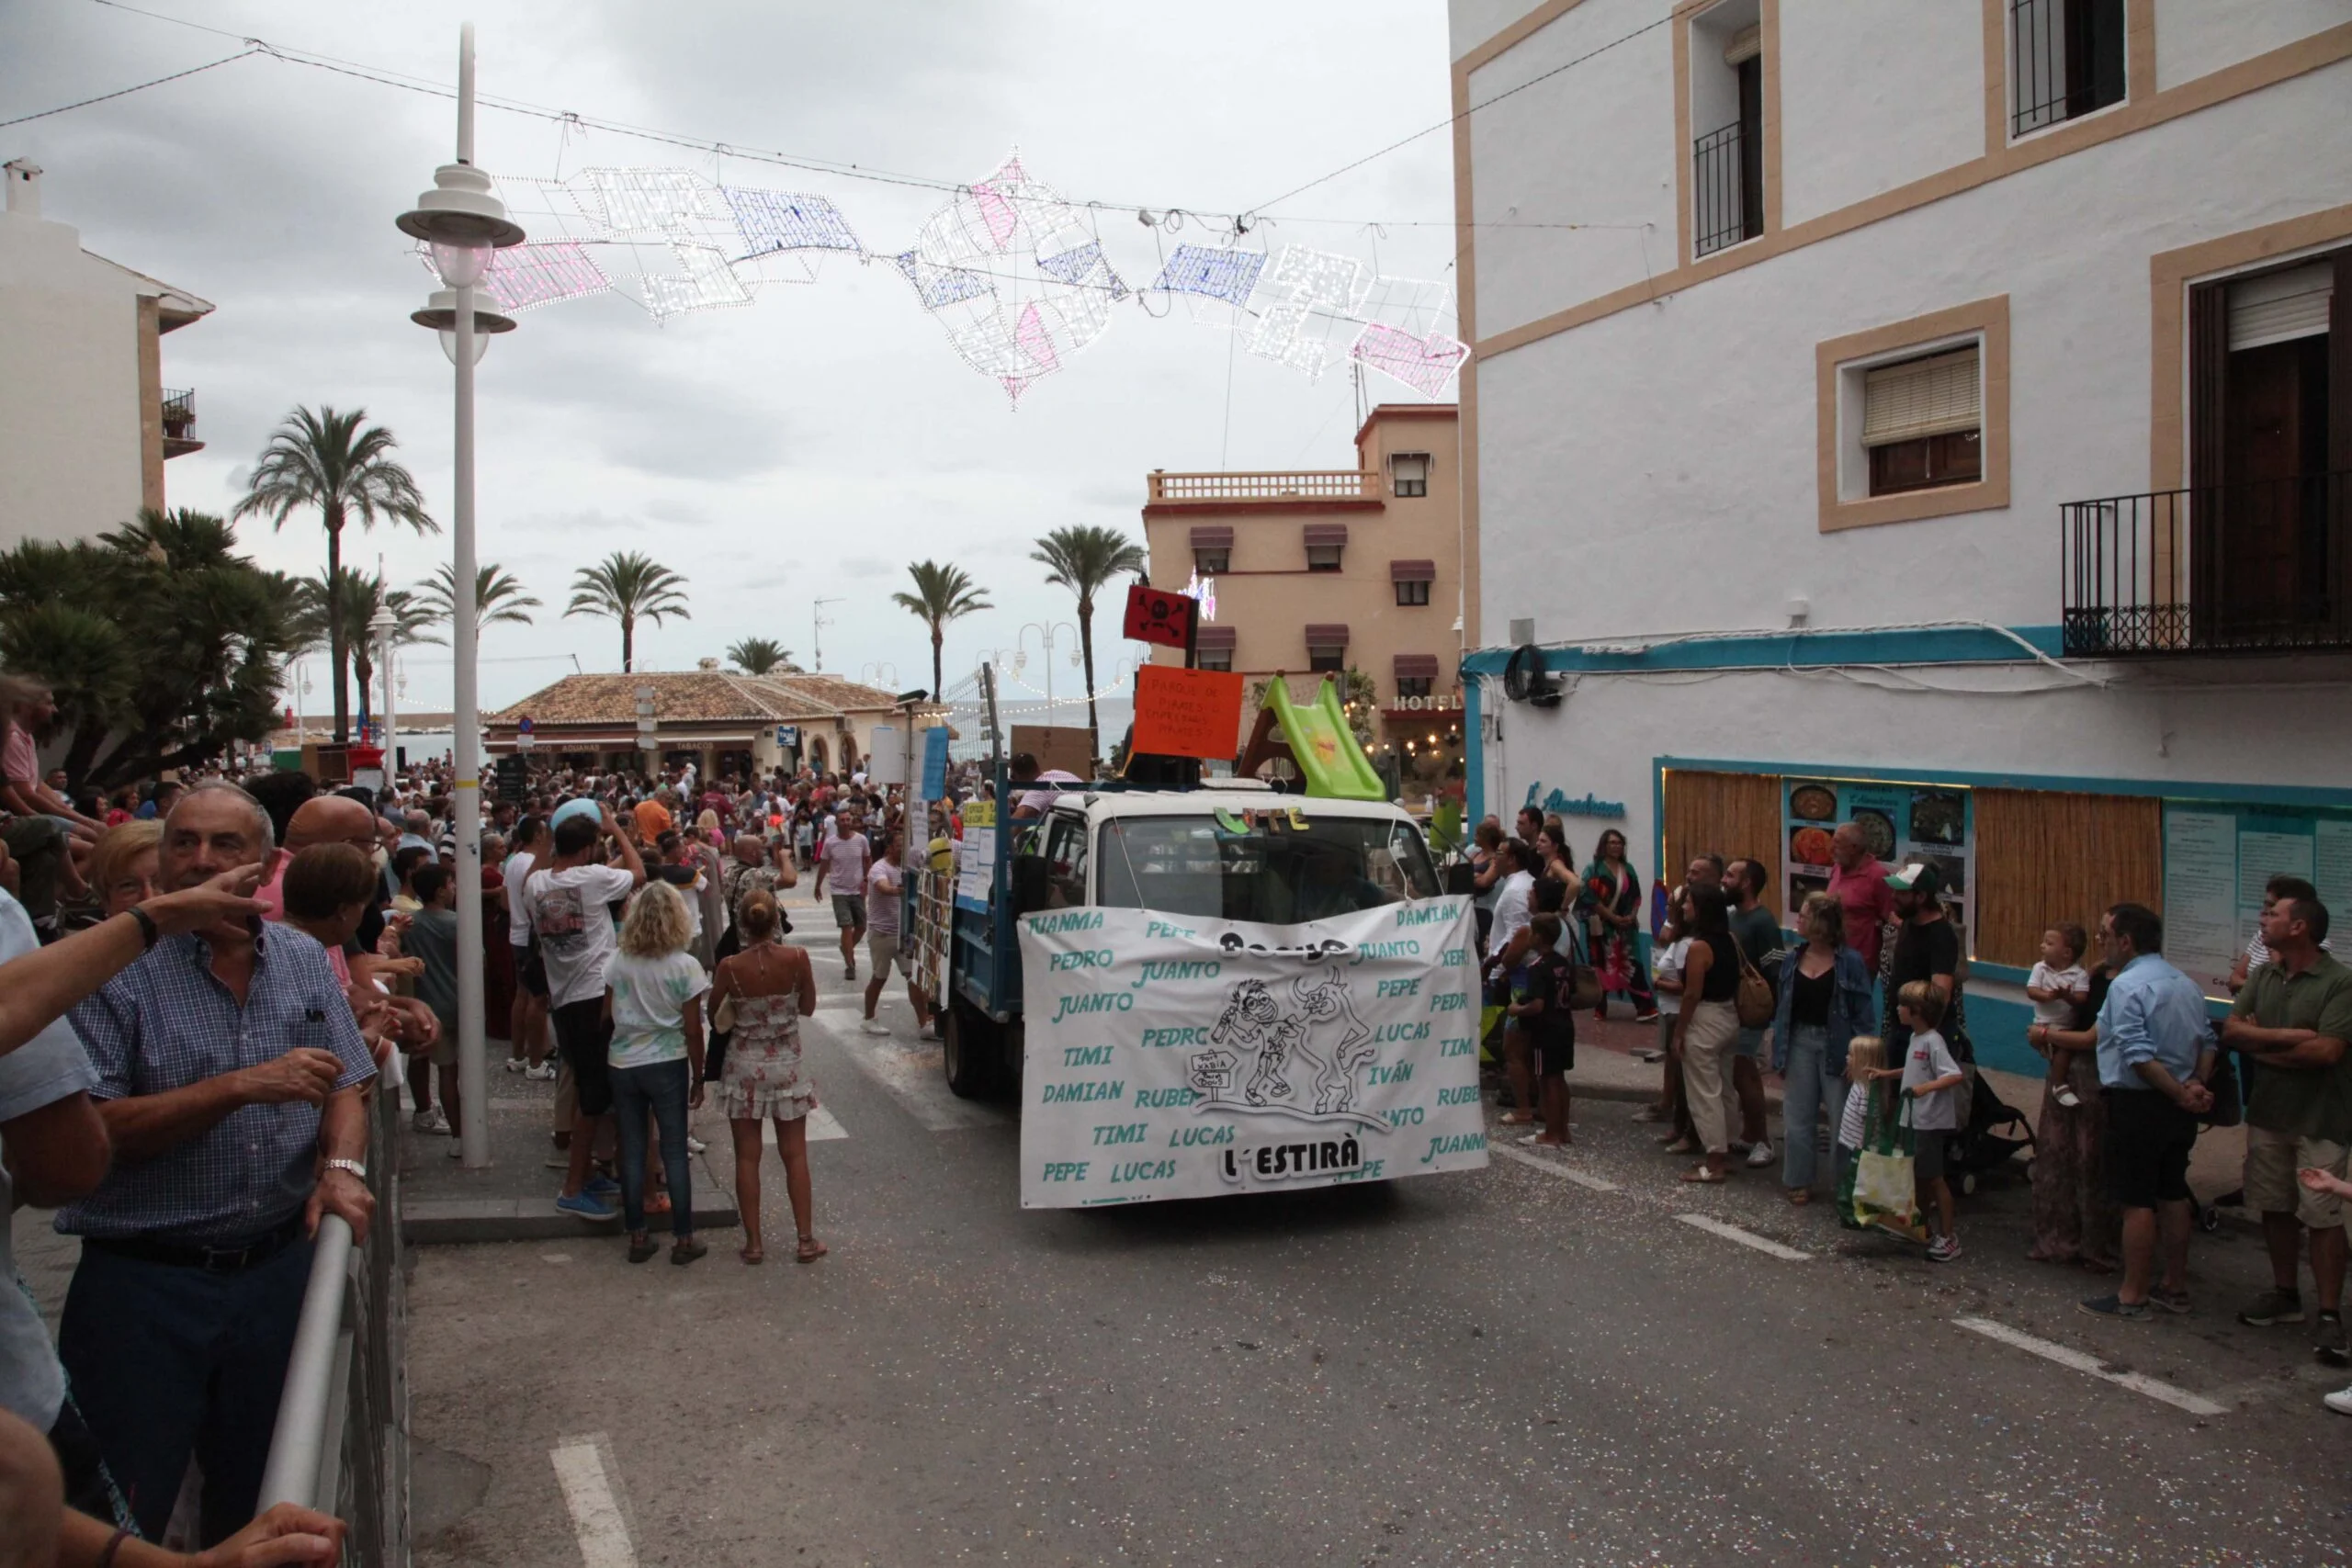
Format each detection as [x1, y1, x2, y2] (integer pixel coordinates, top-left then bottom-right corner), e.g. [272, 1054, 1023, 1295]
[944, 999, 999, 1099]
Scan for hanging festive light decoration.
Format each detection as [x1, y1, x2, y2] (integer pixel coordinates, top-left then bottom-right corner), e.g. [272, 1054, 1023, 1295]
[415, 161, 1472, 400]
[892, 153, 1125, 404]
[1351, 321, 1469, 398]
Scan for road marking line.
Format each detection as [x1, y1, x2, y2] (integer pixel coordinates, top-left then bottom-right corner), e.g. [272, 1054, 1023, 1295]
[549, 1435, 638, 1568]
[763, 1105, 848, 1144]
[1490, 1142, 1621, 1191]
[1673, 1213, 1810, 1260]
[1952, 1316, 2227, 1416]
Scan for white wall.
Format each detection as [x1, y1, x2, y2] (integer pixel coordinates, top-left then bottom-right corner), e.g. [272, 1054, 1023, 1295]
[1450, 0, 1544, 62]
[2154, 0, 2352, 92]
[0, 209, 143, 547]
[1474, 62, 2352, 646]
[1778, 0, 1984, 227]
[1465, 0, 1678, 339]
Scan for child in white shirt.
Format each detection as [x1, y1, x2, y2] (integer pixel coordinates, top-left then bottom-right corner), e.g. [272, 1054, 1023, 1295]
[1881, 981, 1966, 1262]
[2025, 923, 2092, 1108]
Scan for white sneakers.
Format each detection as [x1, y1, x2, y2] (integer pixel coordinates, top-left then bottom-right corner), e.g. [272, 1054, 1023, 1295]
[503, 1055, 528, 1074]
[412, 1108, 450, 1134]
[523, 1062, 557, 1081]
[860, 1020, 891, 1036]
[1746, 1140, 1776, 1168]
[2326, 1386, 2352, 1417]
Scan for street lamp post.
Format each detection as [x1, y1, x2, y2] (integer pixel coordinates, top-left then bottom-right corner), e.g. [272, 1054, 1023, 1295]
[369, 604, 399, 781]
[858, 660, 898, 690]
[1015, 621, 1081, 723]
[398, 21, 524, 1169]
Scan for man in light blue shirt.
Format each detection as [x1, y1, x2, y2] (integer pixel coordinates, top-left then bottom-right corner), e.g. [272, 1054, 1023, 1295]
[2083, 902, 2217, 1324]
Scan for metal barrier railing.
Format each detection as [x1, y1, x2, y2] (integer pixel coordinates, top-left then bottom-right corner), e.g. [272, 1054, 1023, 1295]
[255, 1080, 409, 1564]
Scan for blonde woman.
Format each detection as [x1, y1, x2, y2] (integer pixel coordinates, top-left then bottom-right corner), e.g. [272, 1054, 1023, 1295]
[605, 881, 709, 1265]
[709, 886, 823, 1264]
[88, 819, 164, 917]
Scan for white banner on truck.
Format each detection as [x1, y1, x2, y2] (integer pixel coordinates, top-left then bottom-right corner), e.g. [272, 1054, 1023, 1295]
[1017, 897, 1488, 1208]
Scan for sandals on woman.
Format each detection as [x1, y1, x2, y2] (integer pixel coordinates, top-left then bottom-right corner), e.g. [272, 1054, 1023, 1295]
[796, 1235, 829, 1264]
[1680, 1165, 1727, 1184]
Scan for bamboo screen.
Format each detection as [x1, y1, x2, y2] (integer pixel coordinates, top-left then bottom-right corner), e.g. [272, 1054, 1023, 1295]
[1973, 789, 2162, 968]
[1660, 768, 1785, 920]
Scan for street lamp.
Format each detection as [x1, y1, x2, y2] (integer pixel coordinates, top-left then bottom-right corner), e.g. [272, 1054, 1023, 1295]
[368, 604, 399, 783]
[396, 21, 524, 1171]
[814, 597, 844, 672]
[859, 660, 899, 689]
[1016, 620, 1081, 721]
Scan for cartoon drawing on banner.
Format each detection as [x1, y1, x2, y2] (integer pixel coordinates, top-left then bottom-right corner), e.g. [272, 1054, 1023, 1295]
[1195, 967, 1379, 1124]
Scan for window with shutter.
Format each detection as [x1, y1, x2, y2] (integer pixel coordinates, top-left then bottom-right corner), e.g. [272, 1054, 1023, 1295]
[1864, 345, 1984, 496]
[1391, 453, 1430, 498]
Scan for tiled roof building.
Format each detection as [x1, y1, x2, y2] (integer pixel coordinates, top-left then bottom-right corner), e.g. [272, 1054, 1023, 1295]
[486, 669, 906, 777]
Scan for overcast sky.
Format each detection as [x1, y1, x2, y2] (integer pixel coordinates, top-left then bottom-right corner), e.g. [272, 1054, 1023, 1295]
[3, 0, 1458, 724]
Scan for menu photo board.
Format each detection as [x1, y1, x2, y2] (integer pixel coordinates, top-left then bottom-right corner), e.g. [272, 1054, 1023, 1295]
[2163, 801, 2352, 998]
[1782, 775, 1974, 931]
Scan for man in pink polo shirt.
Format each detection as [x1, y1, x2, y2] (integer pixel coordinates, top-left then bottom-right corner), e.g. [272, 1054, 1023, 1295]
[1827, 821, 1896, 972]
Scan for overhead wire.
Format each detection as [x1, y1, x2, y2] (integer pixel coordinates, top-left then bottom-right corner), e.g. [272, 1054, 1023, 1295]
[61, 0, 1658, 239]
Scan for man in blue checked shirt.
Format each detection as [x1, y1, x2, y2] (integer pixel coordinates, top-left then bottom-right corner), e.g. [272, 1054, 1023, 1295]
[55, 783, 378, 1547]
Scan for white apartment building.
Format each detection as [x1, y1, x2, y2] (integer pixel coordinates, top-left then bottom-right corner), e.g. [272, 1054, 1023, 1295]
[0, 160, 212, 547]
[1449, 0, 2352, 1070]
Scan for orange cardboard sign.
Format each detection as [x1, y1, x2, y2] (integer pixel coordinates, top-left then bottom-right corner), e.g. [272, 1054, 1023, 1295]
[1131, 664, 1245, 760]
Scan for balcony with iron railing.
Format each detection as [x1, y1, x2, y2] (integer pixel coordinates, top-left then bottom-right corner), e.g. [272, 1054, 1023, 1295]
[1146, 468, 1379, 506]
[1692, 119, 1760, 260]
[160, 386, 203, 457]
[2061, 469, 2352, 656]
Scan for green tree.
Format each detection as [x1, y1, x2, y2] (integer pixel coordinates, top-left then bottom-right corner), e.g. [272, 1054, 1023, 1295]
[1030, 524, 1146, 767]
[726, 637, 797, 676]
[291, 569, 436, 711]
[565, 550, 690, 672]
[232, 406, 435, 742]
[0, 509, 296, 786]
[417, 562, 540, 632]
[890, 560, 991, 703]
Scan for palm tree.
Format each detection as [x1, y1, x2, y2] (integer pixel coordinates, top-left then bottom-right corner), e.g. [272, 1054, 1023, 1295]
[417, 562, 540, 633]
[291, 569, 435, 716]
[232, 406, 434, 741]
[566, 550, 689, 672]
[1031, 524, 1147, 765]
[890, 560, 991, 701]
[727, 637, 797, 676]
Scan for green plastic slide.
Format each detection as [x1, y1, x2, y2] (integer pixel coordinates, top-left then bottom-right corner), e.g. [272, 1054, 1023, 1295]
[1265, 677, 1386, 800]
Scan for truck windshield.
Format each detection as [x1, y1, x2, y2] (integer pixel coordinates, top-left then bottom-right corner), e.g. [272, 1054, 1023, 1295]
[1093, 813, 1442, 923]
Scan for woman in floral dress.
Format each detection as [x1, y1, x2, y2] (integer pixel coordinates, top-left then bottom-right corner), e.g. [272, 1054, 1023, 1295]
[709, 887, 825, 1263]
[2024, 964, 2120, 1271]
[1577, 829, 1657, 1021]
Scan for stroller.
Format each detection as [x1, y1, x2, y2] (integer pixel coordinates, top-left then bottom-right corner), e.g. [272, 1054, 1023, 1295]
[1948, 1069, 2035, 1195]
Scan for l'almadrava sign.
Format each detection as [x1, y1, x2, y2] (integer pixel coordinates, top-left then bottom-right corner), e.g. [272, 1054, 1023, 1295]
[1017, 898, 1489, 1208]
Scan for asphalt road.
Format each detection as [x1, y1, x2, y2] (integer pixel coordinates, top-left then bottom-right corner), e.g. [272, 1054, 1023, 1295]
[407, 898, 2352, 1567]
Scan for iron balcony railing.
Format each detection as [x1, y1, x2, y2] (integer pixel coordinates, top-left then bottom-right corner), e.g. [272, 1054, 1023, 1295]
[2010, 0, 2125, 137]
[1691, 119, 1756, 259]
[2061, 469, 2352, 657]
[255, 1077, 408, 1564]
[160, 387, 195, 435]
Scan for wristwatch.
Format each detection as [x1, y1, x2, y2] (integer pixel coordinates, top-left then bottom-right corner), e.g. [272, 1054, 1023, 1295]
[324, 1157, 368, 1181]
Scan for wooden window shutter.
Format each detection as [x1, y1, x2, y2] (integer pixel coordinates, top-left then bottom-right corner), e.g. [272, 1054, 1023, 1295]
[1973, 789, 2160, 969]
[1659, 769, 1784, 921]
[1861, 347, 1980, 446]
[2188, 278, 2228, 491]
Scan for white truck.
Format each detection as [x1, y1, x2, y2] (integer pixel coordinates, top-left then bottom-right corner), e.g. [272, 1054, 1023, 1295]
[939, 773, 1490, 1207]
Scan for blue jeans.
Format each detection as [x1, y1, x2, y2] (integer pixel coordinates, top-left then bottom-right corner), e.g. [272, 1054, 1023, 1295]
[611, 1057, 693, 1237]
[1780, 1024, 1849, 1191]
[57, 1231, 312, 1545]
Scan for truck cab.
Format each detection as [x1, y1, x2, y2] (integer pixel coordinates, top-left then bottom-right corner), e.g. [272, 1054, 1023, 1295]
[941, 779, 1443, 1098]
